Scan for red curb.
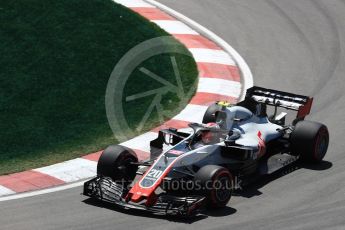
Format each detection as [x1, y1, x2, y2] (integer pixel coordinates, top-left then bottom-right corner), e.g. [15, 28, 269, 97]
[173, 34, 221, 49]
[197, 62, 241, 81]
[131, 7, 175, 20]
[190, 92, 237, 106]
[82, 150, 103, 162]
[0, 171, 65, 193]
[83, 149, 149, 162]
[152, 119, 190, 132]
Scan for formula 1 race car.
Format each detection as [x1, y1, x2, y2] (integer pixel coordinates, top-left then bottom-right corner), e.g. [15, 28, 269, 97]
[83, 86, 329, 216]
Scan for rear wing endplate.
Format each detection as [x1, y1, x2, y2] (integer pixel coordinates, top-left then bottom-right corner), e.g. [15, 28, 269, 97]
[244, 86, 313, 118]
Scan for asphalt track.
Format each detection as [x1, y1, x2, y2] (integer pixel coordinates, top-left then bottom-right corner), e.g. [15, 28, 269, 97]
[1, 1, 345, 229]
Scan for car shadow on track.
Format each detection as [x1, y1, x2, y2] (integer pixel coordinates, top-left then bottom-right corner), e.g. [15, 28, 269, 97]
[234, 160, 333, 198]
[82, 160, 331, 222]
[82, 197, 236, 223]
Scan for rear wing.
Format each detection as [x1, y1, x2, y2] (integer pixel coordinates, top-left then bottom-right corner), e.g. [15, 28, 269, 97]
[242, 86, 313, 119]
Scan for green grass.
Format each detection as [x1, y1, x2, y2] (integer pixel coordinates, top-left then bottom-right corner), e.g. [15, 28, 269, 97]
[0, 0, 198, 175]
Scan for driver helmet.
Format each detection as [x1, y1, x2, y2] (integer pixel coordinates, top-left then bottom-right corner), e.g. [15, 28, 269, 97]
[201, 122, 220, 144]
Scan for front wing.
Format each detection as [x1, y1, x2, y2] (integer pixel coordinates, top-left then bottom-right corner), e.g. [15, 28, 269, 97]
[83, 177, 206, 216]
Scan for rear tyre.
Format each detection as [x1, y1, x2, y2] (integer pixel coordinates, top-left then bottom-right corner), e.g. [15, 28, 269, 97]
[97, 145, 138, 181]
[290, 120, 329, 163]
[202, 103, 222, 124]
[195, 165, 233, 208]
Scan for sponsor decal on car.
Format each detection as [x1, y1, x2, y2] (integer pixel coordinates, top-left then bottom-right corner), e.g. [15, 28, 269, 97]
[167, 150, 184, 156]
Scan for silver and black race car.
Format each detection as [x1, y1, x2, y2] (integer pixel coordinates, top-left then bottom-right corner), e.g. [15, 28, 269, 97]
[83, 86, 329, 216]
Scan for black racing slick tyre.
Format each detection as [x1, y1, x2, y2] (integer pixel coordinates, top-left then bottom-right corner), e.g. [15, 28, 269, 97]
[97, 145, 138, 181]
[202, 103, 223, 124]
[195, 165, 233, 208]
[290, 120, 329, 163]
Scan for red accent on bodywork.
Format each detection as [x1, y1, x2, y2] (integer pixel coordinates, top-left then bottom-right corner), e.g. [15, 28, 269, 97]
[257, 131, 266, 157]
[297, 97, 313, 119]
[257, 131, 262, 139]
[126, 168, 164, 204]
[127, 156, 181, 205]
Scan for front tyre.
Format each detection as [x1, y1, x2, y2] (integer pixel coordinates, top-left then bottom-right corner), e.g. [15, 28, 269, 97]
[290, 120, 329, 163]
[97, 145, 138, 181]
[195, 165, 233, 208]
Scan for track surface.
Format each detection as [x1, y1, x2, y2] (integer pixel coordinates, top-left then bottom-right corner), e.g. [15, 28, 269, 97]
[1, 1, 345, 229]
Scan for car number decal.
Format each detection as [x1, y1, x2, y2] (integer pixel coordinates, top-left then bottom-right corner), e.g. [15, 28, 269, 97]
[147, 169, 163, 180]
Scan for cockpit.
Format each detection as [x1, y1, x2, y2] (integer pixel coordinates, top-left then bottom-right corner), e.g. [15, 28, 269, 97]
[188, 123, 228, 149]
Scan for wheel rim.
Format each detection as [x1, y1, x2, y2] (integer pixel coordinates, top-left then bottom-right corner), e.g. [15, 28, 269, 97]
[115, 156, 137, 180]
[315, 128, 329, 160]
[214, 176, 232, 202]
